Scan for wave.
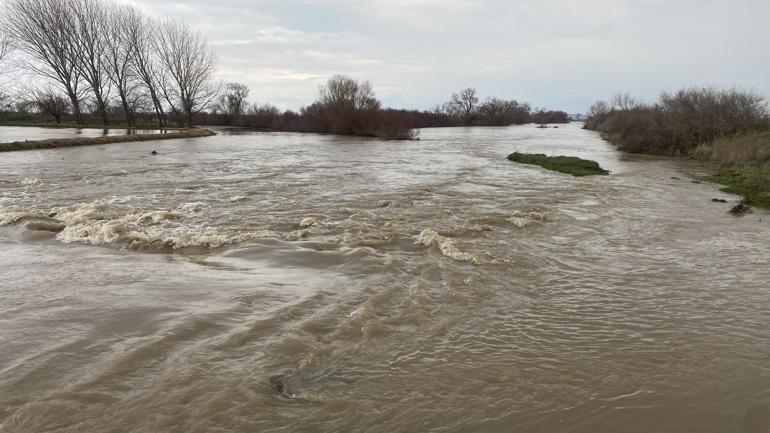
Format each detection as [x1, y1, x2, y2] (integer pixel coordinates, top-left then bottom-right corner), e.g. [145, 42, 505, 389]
[0, 201, 335, 250]
[0, 202, 265, 250]
[507, 210, 547, 228]
[21, 178, 44, 186]
[415, 228, 480, 264]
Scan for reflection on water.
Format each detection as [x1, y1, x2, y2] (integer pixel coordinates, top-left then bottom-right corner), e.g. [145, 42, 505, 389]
[0, 124, 768, 433]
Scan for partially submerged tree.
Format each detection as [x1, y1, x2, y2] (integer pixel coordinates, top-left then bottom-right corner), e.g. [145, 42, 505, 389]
[154, 18, 219, 127]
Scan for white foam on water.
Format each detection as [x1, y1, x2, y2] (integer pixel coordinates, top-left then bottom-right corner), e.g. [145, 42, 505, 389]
[507, 210, 547, 228]
[300, 217, 320, 227]
[21, 178, 44, 186]
[0, 210, 38, 226]
[179, 202, 209, 213]
[415, 228, 480, 264]
[285, 229, 310, 241]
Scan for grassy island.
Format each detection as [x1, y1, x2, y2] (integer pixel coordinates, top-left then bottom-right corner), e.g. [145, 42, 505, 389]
[507, 152, 610, 177]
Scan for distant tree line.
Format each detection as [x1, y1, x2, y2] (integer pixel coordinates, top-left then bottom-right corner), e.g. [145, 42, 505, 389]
[195, 83, 570, 139]
[0, 0, 570, 137]
[584, 88, 769, 154]
[1, 0, 219, 128]
[432, 88, 569, 126]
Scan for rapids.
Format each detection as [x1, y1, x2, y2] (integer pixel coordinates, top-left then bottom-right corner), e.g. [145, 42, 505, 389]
[1, 124, 768, 432]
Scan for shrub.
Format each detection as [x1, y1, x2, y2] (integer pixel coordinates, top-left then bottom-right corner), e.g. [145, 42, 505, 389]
[585, 87, 769, 155]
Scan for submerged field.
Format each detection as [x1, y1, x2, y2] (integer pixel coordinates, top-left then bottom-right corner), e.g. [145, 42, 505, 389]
[0, 124, 768, 433]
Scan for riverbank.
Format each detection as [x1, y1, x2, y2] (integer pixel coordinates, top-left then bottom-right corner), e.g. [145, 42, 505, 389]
[0, 128, 216, 152]
[583, 88, 770, 210]
[691, 130, 770, 209]
[706, 165, 770, 210]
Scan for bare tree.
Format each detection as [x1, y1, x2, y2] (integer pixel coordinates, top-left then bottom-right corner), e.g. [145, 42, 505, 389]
[0, 29, 12, 112]
[30, 86, 71, 124]
[70, 0, 111, 125]
[0, 29, 10, 66]
[478, 97, 531, 125]
[219, 82, 250, 124]
[611, 92, 642, 111]
[154, 18, 219, 128]
[0, 91, 12, 114]
[103, 3, 138, 127]
[318, 75, 380, 111]
[3, 0, 85, 123]
[311, 75, 382, 135]
[448, 88, 479, 123]
[126, 11, 166, 127]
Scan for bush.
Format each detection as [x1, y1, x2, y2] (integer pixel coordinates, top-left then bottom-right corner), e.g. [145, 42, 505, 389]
[531, 110, 570, 124]
[585, 88, 769, 155]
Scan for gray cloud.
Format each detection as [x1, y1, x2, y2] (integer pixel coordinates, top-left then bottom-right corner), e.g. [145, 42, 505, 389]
[123, 0, 770, 112]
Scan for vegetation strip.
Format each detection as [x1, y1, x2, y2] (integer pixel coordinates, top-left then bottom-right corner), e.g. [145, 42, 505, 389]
[584, 87, 770, 209]
[0, 129, 215, 152]
[507, 152, 610, 177]
[708, 167, 770, 210]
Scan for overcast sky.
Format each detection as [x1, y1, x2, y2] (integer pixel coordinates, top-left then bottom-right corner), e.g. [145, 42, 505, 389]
[123, 0, 770, 113]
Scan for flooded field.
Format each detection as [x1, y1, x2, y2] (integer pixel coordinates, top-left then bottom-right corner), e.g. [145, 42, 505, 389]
[0, 124, 768, 432]
[0, 126, 162, 144]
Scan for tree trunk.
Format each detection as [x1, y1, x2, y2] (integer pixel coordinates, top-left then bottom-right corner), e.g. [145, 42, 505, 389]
[148, 89, 165, 128]
[118, 91, 134, 128]
[67, 92, 83, 125]
[95, 95, 108, 126]
[185, 109, 194, 128]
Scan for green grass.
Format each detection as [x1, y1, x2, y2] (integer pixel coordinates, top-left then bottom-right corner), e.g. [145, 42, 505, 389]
[507, 152, 610, 177]
[0, 129, 216, 152]
[708, 166, 770, 209]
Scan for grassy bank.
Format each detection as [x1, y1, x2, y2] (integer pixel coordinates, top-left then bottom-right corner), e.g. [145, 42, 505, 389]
[0, 128, 215, 152]
[507, 152, 610, 176]
[693, 131, 770, 209]
[708, 167, 770, 209]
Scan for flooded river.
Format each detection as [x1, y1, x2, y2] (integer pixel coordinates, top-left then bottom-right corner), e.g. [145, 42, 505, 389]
[0, 124, 768, 432]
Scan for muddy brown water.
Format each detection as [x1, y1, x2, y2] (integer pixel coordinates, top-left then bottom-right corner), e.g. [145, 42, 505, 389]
[0, 124, 768, 433]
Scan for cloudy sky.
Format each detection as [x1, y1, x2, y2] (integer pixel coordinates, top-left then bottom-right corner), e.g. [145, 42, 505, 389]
[123, 0, 769, 113]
